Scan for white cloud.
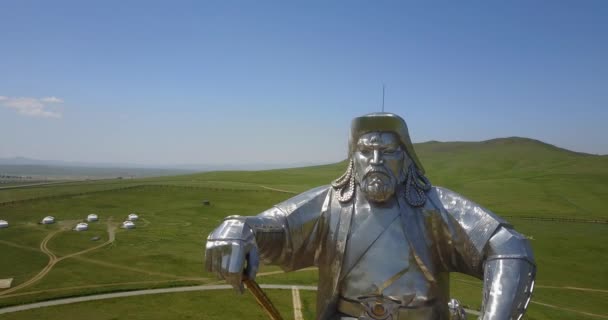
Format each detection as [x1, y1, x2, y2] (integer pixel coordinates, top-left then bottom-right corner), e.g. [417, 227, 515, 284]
[0, 96, 63, 118]
[40, 96, 64, 103]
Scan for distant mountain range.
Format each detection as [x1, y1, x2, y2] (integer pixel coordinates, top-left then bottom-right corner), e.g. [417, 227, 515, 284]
[0, 157, 325, 178]
[0, 137, 605, 179]
[0, 157, 323, 172]
[0, 157, 139, 168]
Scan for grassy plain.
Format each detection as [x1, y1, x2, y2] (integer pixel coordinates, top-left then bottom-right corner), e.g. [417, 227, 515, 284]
[0, 137, 606, 319]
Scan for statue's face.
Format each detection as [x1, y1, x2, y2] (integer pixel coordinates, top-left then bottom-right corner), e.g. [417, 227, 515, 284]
[353, 132, 406, 203]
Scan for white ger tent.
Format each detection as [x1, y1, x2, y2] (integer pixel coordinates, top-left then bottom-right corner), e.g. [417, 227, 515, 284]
[42, 216, 55, 224]
[122, 221, 136, 229]
[74, 222, 88, 231]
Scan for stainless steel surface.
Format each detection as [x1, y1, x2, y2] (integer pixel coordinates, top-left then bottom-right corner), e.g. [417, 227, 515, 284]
[448, 299, 467, 320]
[337, 297, 437, 320]
[205, 217, 259, 293]
[480, 228, 536, 320]
[348, 112, 425, 174]
[352, 132, 405, 203]
[340, 192, 435, 307]
[205, 112, 536, 320]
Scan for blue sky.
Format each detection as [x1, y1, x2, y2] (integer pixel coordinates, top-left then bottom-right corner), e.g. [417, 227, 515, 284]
[1, 1, 607, 166]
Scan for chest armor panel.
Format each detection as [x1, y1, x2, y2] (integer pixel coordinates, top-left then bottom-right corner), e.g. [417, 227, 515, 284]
[340, 200, 436, 306]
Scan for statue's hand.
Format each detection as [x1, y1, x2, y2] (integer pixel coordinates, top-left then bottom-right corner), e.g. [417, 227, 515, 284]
[205, 218, 260, 293]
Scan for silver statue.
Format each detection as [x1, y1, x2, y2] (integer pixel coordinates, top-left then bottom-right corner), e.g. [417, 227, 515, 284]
[206, 113, 536, 320]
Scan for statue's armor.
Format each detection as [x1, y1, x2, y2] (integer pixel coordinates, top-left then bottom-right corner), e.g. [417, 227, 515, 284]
[339, 193, 439, 316]
[206, 113, 535, 320]
[209, 185, 535, 320]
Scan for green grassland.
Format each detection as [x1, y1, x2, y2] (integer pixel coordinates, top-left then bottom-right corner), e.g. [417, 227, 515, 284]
[0, 290, 298, 320]
[0, 181, 54, 188]
[0, 164, 191, 179]
[0, 137, 606, 319]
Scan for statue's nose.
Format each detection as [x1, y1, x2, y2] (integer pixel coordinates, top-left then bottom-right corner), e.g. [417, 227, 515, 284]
[370, 150, 383, 165]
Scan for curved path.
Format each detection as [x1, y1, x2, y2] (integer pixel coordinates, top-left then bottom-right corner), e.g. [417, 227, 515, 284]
[2, 282, 606, 318]
[454, 278, 608, 318]
[456, 277, 608, 294]
[0, 267, 315, 299]
[0, 284, 305, 315]
[0, 284, 480, 316]
[0, 220, 117, 296]
[0, 230, 61, 296]
[258, 185, 297, 194]
[58, 220, 116, 261]
[531, 301, 608, 319]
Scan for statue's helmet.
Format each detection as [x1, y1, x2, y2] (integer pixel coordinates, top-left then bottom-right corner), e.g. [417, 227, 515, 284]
[348, 112, 425, 174]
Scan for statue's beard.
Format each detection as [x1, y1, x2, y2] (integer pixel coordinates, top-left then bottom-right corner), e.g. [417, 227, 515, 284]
[359, 170, 397, 203]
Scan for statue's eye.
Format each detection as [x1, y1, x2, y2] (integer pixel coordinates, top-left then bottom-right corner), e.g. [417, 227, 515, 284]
[360, 148, 372, 156]
[384, 148, 396, 154]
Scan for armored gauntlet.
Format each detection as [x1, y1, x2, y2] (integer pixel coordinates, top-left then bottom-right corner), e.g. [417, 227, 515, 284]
[205, 215, 286, 292]
[205, 217, 260, 293]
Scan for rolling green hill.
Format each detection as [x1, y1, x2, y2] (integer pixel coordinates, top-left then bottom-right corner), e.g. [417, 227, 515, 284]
[0, 137, 606, 320]
[147, 137, 608, 220]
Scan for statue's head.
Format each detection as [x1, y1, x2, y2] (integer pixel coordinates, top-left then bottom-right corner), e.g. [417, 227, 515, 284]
[332, 113, 430, 206]
[352, 131, 406, 202]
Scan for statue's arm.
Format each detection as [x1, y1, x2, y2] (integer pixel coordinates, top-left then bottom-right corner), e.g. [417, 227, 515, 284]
[244, 185, 330, 270]
[429, 187, 536, 319]
[205, 185, 330, 291]
[480, 226, 536, 320]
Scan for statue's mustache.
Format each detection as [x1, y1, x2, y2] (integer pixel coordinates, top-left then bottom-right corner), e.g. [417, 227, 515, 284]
[359, 165, 396, 203]
[362, 166, 392, 180]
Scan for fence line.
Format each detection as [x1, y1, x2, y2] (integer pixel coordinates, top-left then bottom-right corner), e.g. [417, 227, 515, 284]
[503, 215, 608, 224]
[3, 187, 605, 225]
[0, 184, 278, 207]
